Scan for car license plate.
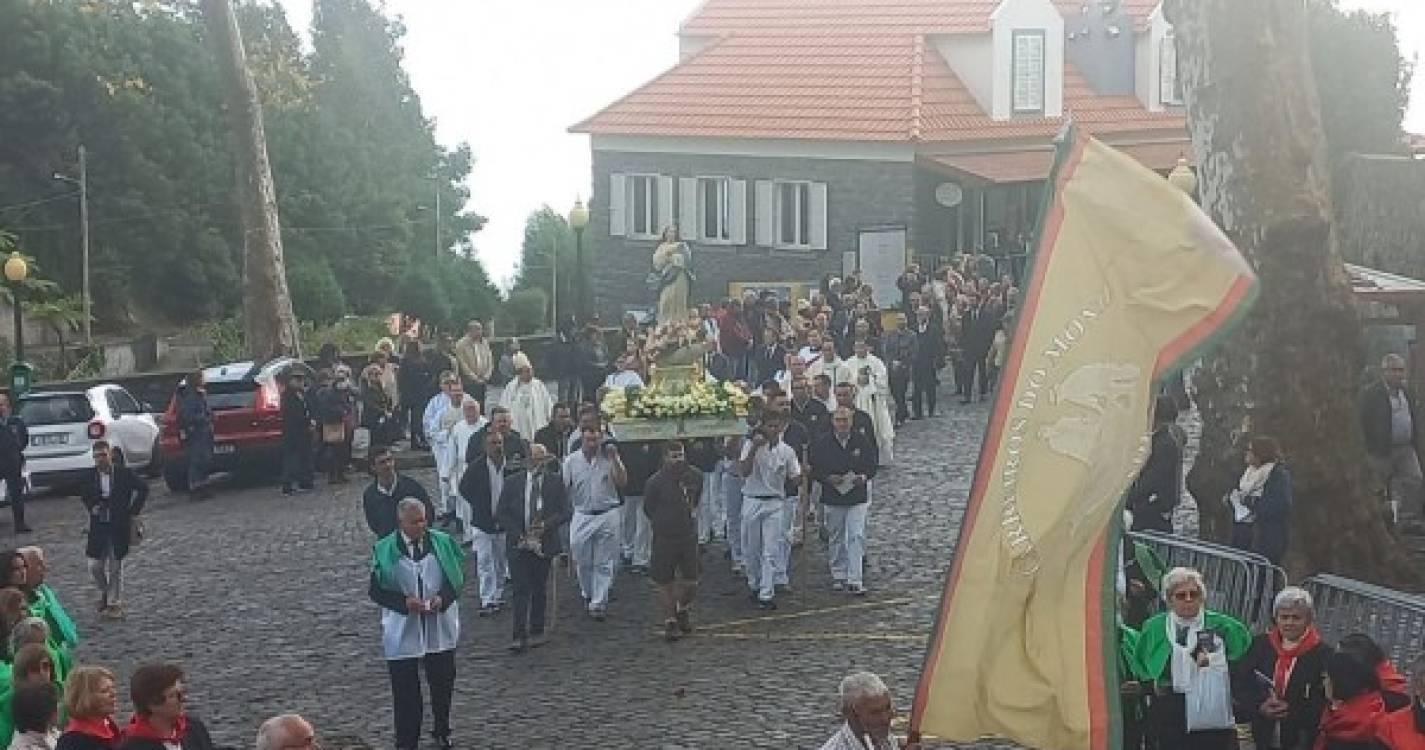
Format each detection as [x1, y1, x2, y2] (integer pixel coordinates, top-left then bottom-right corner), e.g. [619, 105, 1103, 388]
[213, 444, 235, 455]
[30, 434, 67, 447]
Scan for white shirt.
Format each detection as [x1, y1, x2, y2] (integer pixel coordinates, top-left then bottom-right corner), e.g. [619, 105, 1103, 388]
[485, 458, 505, 516]
[99, 471, 111, 499]
[563, 449, 621, 514]
[739, 439, 800, 498]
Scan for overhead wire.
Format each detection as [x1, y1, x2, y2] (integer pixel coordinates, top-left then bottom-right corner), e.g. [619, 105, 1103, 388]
[0, 191, 80, 214]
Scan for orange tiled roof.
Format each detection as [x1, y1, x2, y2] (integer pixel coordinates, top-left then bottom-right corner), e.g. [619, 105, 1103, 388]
[679, 0, 1001, 37]
[574, 0, 1185, 144]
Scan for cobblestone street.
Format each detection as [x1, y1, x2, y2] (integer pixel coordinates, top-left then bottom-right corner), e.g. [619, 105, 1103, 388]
[23, 399, 991, 749]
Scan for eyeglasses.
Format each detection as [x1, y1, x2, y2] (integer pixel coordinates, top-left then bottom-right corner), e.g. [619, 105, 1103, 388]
[1172, 590, 1202, 601]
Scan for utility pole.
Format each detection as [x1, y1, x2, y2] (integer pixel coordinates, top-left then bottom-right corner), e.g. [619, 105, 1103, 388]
[433, 175, 441, 258]
[78, 145, 90, 345]
[550, 235, 558, 331]
[53, 145, 91, 345]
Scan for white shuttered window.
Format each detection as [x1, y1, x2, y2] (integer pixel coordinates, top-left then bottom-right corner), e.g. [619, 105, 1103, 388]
[772, 180, 828, 251]
[1011, 30, 1046, 115]
[1160, 31, 1182, 105]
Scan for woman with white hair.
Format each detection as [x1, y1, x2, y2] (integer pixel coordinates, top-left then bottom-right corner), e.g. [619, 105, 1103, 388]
[1130, 567, 1251, 750]
[500, 352, 554, 440]
[1233, 586, 1330, 750]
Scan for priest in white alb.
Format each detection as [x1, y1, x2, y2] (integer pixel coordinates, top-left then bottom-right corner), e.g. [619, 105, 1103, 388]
[835, 338, 895, 465]
[422, 373, 467, 522]
[499, 352, 555, 440]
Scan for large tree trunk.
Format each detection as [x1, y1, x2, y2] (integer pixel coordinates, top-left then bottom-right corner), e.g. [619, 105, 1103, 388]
[204, 0, 300, 360]
[1166, 0, 1416, 586]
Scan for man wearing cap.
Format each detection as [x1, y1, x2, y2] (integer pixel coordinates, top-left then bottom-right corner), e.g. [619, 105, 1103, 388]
[500, 352, 555, 439]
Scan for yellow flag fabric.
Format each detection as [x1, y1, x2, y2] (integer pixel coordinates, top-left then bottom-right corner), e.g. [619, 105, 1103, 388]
[909, 135, 1256, 750]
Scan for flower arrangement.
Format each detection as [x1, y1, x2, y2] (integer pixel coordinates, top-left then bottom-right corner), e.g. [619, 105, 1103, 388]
[601, 377, 751, 422]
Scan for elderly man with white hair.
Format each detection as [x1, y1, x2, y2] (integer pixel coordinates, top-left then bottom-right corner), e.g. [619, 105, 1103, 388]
[1129, 566, 1251, 750]
[1234, 586, 1331, 750]
[368, 497, 464, 750]
[445, 397, 486, 546]
[422, 372, 467, 524]
[500, 352, 554, 440]
[819, 671, 917, 749]
[255, 714, 315, 750]
[16, 546, 77, 649]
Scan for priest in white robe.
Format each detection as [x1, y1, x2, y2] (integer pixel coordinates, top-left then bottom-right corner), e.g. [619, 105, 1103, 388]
[500, 352, 555, 440]
[446, 397, 486, 545]
[423, 375, 467, 521]
[835, 338, 895, 465]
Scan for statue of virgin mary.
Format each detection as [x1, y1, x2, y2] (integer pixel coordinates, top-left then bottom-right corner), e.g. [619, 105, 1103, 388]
[649, 225, 694, 324]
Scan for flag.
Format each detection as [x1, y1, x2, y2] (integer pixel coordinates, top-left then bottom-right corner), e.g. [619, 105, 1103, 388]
[909, 134, 1256, 750]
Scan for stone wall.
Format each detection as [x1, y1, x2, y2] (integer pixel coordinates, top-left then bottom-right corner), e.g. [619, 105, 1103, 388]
[588, 150, 916, 319]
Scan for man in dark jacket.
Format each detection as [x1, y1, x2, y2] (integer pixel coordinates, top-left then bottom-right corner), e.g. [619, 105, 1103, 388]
[641, 441, 703, 641]
[496, 443, 570, 653]
[459, 428, 510, 615]
[1126, 396, 1182, 533]
[80, 440, 148, 616]
[911, 306, 945, 419]
[881, 313, 917, 427]
[0, 393, 28, 532]
[810, 407, 879, 595]
[533, 403, 574, 463]
[363, 448, 435, 538]
[280, 371, 315, 496]
[176, 370, 214, 500]
[789, 377, 830, 439]
[1360, 353, 1422, 523]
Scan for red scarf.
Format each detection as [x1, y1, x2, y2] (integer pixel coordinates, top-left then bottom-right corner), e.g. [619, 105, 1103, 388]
[63, 716, 121, 744]
[1380, 662, 1410, 695]
[1268, 626, 1322, 694]
[125, 714, 187, 744]
[1315, 692, 1386, 750]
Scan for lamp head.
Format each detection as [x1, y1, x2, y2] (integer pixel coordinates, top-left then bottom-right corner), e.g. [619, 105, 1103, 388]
[3, 253, 28, 283]
[568, 197, 590, 231]
[1168, 156, 1199, 196]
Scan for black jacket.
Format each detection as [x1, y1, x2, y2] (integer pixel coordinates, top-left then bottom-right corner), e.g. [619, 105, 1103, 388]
[0, 414, 25, 474]
[57, 731, 118, 750]
[790, 397, 831, 438]
[176, 386, 212, 441]
[1252, 464, 1293, 565]
[702, 350, 733, 382]
[362, 474, 434, 537]
[280, 389, 312, 439]
[118, 717, 215, 750]
[80, 465, 149, 560]
[1233, 633, 1331, 750]
[1127, 425, 1182, 533]
[809, 430, 879, 505]
[752, 343, 787, 382]
[642, 464, 703, 539]
[913, 322, 944, 372]
[533, 424, 574, 463]
[1360, 379, 1417, 458]
[459, 456, 509, 534]
[496, 468, 571, 557]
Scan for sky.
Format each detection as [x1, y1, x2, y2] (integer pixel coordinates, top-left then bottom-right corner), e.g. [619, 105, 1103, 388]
[275, 0, 1424, 289]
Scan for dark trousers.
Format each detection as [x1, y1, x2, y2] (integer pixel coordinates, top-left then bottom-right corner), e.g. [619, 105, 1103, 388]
[889, 366, 910, 423]
[912, 367, 938, 417]
[509, 550, 551, 639]
[1148, 691, 1234, 750]
[401, 401, 425, 448]
[281, 433, 314, 490]
[958, 352, 990, 400]
[388, 649, 456, 750]
[186, 433, 212, 491]
[462, 380, 487, 410]
[2, 470, 22, 529]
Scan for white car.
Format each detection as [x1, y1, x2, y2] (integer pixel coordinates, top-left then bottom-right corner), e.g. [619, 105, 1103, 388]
[18, 384, 161, 491]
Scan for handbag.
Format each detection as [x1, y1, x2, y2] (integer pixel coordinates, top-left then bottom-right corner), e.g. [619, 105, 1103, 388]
[1184, 639, 1234, 732]
[322, 422, 346, 445]
[129, 517, 145, 548]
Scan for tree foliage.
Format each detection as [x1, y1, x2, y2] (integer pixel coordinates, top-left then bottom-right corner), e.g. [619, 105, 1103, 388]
[393, 264, 450, 333]
[496, 288, 549, 338]
[1308, 0, 1414, 166]
[0, 0, 495, 329]
[287, 258, 347, 325]
[512, 207, 576, 325]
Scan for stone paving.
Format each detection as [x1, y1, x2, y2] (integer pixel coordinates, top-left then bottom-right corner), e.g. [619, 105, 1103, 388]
[19, 397, 993, 749]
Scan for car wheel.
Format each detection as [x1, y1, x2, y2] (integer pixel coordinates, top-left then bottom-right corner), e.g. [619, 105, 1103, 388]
[144, 437, 164, 478]
[164, 462, 189, 493]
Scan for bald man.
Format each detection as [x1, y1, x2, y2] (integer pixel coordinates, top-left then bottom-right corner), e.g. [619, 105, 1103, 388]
[255, 714, 315, 750]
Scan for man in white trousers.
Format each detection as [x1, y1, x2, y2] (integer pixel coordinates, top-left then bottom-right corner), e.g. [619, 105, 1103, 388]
[810, 407, 879, 596]
[457, 429, 509, 615]
[563, 423, 628, 621]
[422, 373, 466, 524]
[738, 411, 800, 610]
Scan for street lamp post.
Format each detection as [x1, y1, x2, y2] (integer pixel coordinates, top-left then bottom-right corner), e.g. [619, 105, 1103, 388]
[4, 253, 32, 397]
[568, 197, 590, 323]
[433, 174, 441, 258]
[53, 144, 90, 345]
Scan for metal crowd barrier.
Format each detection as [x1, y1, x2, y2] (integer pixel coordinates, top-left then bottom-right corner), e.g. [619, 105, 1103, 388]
[1129, 530, 1287, 631]
[1303, 574, 1425, 666]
